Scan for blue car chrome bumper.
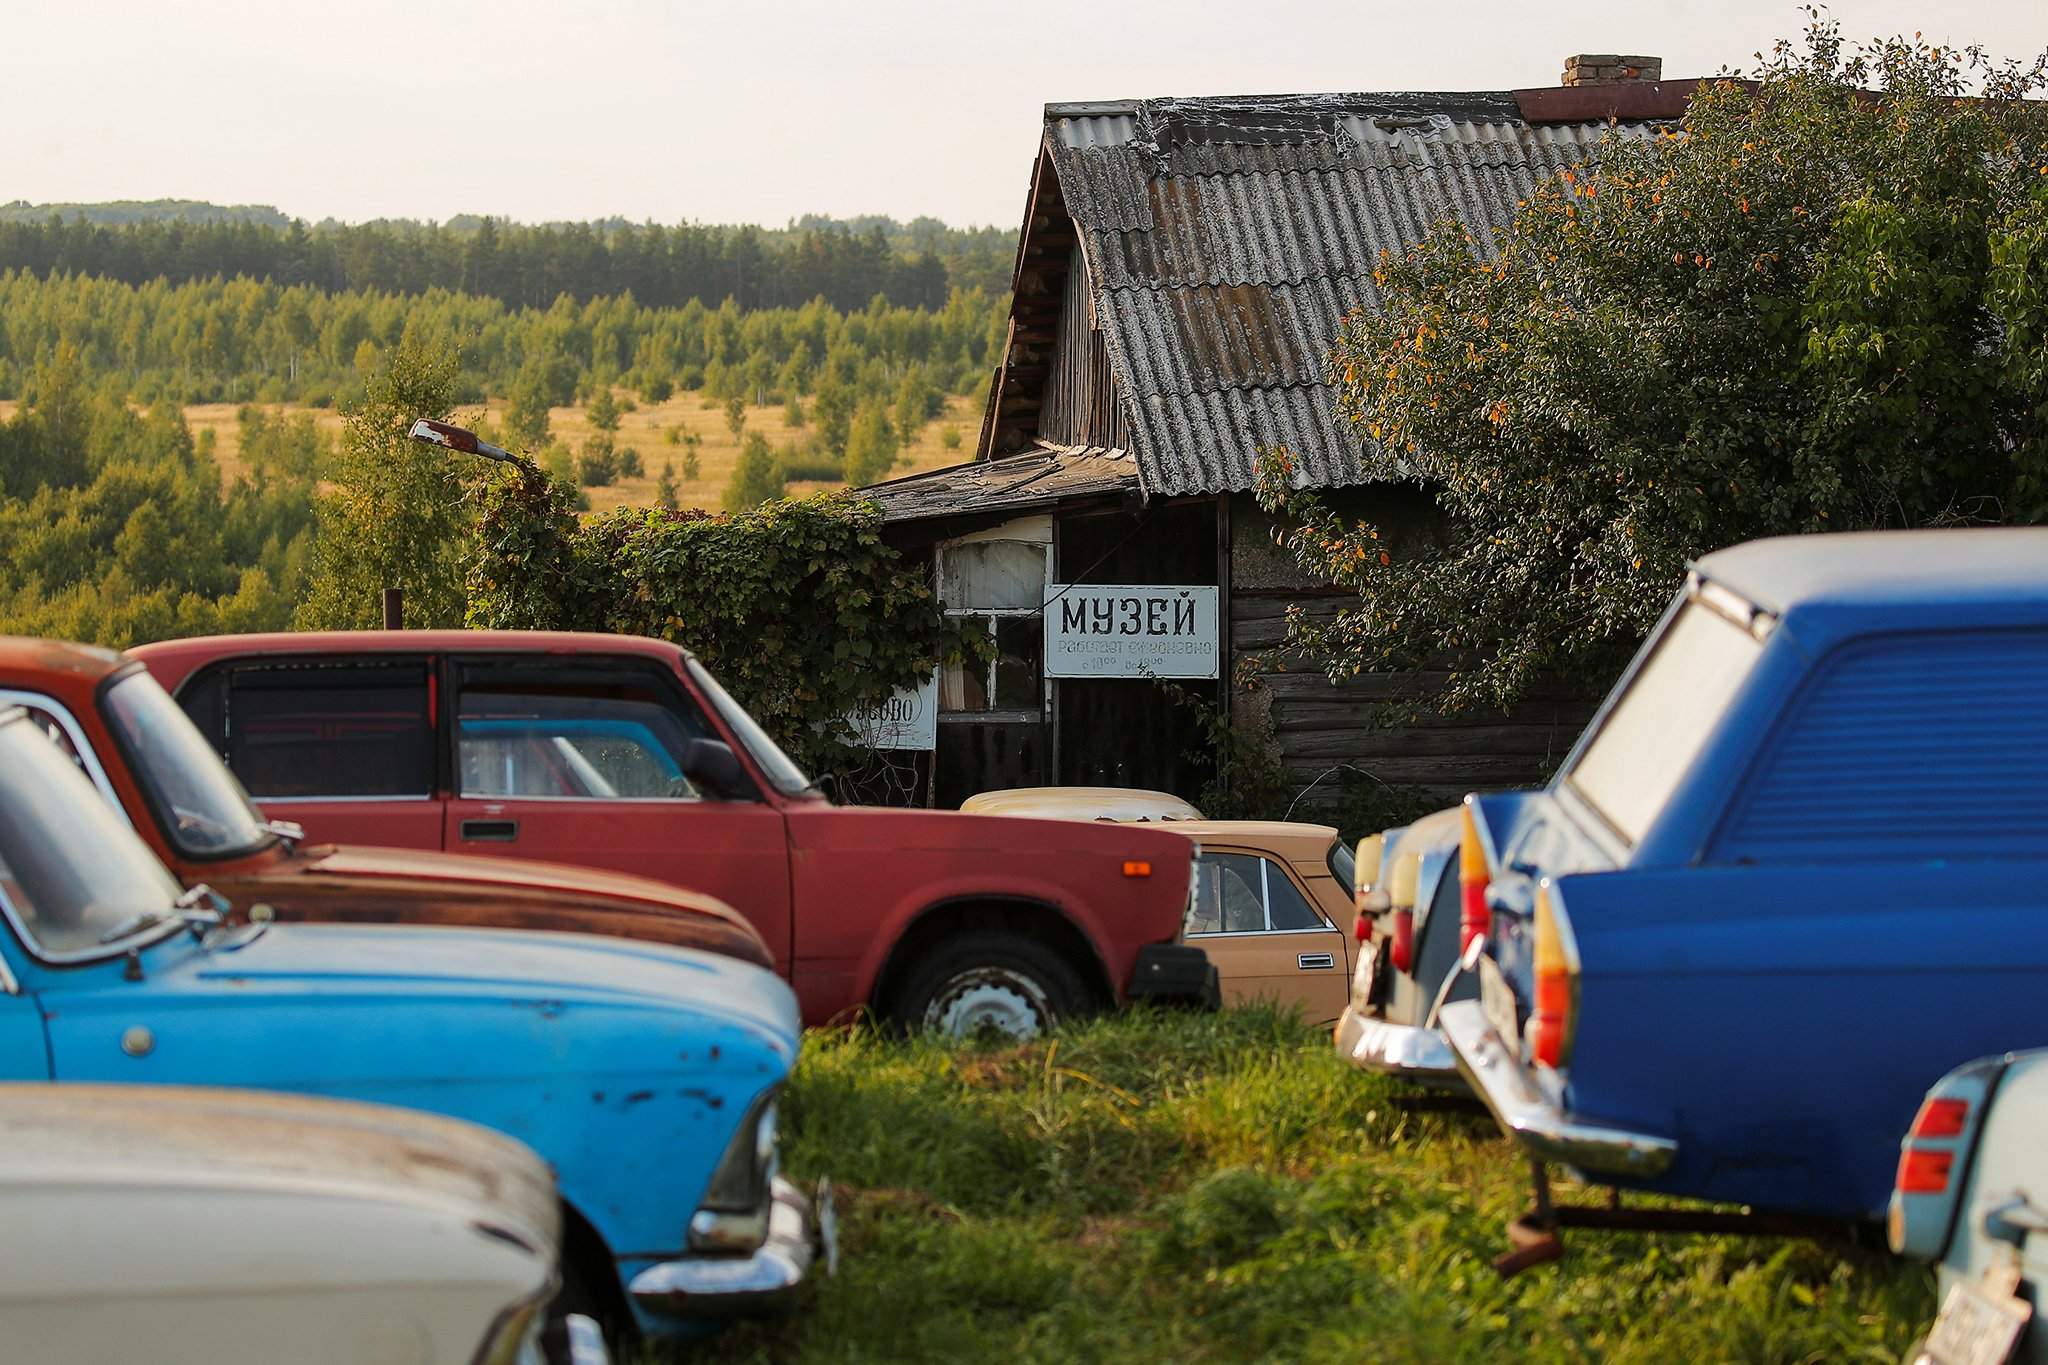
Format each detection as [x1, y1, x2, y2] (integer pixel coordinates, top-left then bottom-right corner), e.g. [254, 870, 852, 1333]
[1441, 1000, 1678, 1177]
[629, 1177, 834, 1322]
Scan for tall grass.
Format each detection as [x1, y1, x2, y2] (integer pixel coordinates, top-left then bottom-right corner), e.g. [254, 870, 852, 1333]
[675, 1009, 1931, 1363]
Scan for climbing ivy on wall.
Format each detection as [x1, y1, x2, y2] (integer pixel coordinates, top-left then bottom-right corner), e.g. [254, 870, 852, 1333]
[466, 462, 972, 774]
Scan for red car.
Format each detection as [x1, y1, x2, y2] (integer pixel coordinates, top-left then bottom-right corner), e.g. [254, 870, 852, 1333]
[132, 630, 1213, 1034]
[0, 635, 773, 968]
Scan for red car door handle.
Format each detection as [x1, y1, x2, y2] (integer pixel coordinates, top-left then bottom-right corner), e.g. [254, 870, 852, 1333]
[461, 819, 519, 842]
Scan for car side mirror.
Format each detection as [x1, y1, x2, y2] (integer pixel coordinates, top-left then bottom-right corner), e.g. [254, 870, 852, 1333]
[681, 738, 749, 799]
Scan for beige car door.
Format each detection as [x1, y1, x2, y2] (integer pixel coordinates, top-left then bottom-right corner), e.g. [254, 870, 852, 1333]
[1185, 848, 1349, 1025]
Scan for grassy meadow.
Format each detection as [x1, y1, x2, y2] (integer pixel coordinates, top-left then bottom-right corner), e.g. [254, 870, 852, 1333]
[0, 391, 979, 513]
[673, 1008, 1932, 1365]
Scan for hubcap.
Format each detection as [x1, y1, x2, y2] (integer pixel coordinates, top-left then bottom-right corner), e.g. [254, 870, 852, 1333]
[923, 967, 1054, 1039]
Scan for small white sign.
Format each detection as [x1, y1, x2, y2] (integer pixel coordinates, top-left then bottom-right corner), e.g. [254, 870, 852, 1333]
[1044, 584, 1220, 679]
[842, 671, 939, 750]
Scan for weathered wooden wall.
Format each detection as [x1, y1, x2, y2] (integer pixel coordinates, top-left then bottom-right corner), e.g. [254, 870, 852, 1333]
[1039, 245, 1130, 451]
[1227, 492, 1598, 808]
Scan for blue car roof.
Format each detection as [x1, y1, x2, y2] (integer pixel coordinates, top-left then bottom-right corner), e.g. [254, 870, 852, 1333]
[1697, 529, 2048, 618]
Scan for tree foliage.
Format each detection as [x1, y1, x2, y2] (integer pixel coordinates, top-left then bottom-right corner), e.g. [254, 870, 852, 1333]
[723, 432, 786, 511]
[1259, 22, 2048, 712]
[296, 342, 469, 628]
[0, 351, 317, 645]
[466, 465, 967, 771]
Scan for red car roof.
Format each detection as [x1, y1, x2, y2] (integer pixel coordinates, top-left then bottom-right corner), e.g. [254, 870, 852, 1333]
[129, 630, 692, 686]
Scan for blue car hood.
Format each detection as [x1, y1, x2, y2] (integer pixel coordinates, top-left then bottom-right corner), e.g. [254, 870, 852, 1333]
[141, 923, 800, 1054]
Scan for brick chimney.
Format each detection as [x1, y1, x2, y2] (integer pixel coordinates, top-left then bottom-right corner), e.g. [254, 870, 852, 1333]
[1560, 54, 1662, 86]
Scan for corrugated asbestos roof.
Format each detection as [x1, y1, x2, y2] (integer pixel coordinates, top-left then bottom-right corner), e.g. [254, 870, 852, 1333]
[860, 442, 1140, 523]
[1039, 91, 1648, 496]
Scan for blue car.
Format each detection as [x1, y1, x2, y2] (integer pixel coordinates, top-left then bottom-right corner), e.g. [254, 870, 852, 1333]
[0, 704, 827, 1342]
[1441, 529, 2048, 1224]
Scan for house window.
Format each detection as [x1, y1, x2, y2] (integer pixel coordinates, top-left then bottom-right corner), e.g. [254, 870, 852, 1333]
[937, 537, 1048, 717]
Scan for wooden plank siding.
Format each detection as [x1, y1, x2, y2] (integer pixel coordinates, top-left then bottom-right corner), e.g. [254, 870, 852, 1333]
[1226, 494, 1598, 807]
[1039, 244, 1131, 451]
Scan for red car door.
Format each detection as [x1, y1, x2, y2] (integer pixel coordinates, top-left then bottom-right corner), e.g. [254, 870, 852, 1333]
[438, 653, 797, 970]
[174, 655, 445, 850]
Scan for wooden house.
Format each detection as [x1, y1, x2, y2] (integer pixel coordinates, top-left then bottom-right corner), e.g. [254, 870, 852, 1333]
[861, 61, 1695, 812]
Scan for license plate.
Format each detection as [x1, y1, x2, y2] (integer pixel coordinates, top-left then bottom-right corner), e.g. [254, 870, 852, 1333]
[1918, 1277, 2032, 1365]
[1479, 955, 1521, 1061]
[816, 1178, 841, 1276]
[1353, 939, 1381, 999]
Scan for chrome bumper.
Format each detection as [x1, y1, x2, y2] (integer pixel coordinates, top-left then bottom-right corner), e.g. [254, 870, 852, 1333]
[1440, 1000, 1677, 1177]
[629, 1176, 833, 1319]
[1334, 1004, 1460, 1080]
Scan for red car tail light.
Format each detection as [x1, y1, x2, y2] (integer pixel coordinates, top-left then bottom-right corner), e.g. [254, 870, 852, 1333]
[1529, 882, 1579, 1071]
[1911, 1098, 1970, 1140]
[1388, 909, 1415, 972]
[1896, 1147, 1956, 1195]
[1458, 804, 1490, 955]
[1385, 852, 1420, 973]
[1892, 1095, 1972, 1195]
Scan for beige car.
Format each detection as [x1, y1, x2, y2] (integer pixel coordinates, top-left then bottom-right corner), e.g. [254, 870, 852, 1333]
[960, 787, 1204, 822]
[1172, 820, 1358, 1025]
[964, 790, 1358, 1023]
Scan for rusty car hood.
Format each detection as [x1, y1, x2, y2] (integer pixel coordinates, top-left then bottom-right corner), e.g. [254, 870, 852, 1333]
[206, 843, 774, 969]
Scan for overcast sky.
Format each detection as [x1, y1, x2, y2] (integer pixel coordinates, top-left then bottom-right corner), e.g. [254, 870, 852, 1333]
[5, 0, 2043, 229]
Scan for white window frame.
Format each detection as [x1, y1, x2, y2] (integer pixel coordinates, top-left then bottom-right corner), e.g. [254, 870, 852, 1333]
[934, 528, 1052, 725]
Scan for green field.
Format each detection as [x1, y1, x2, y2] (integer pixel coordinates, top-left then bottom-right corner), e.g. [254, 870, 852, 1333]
[669, 1009, 1931, 1364]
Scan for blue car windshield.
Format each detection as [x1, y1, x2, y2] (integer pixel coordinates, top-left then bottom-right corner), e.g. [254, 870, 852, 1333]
[1566, 597, 1763, 845]
[0, 713, 188, 958]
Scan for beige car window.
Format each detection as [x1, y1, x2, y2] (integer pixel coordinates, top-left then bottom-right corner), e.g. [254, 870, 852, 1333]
[1266, 865, 1323, 930]
[1190, 853, 1274, 934]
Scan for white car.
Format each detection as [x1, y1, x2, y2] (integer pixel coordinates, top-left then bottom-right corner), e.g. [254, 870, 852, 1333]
[0, 1083, 603, 1365]
[1892, 1049, 2048, 1365]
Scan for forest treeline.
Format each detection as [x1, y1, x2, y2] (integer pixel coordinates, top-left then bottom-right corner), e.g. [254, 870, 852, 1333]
[0, 211, 1017, 312]
[0, 203, 1016, 647]
[0, 268, 1007, 414]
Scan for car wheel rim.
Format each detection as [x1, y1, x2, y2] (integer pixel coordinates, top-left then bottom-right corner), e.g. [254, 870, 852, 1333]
[923, 967, 1053, 1039]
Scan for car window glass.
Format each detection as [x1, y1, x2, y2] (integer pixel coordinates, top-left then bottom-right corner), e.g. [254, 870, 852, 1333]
[1326, 838, 1355, 899]
[102, 674, 271, 858]
[456, 674, 711, 801]
[11, 700, 87, 770]
[211, 662, 434, 799]
[1567, 599, 1762, 844]
[1189, 852, 1269, 934]
[1266, 864, 1323, 930]
[0, 716, 187, 958]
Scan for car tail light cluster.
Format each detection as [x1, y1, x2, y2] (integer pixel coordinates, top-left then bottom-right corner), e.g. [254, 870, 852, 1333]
[1386, 852, 1420, 973]
[1352, 833, 1385, 943]
[1458, 805, 1490, 955]
[1529, 883, 1580, 1071]
[1895, 1098, 1971, 1194]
